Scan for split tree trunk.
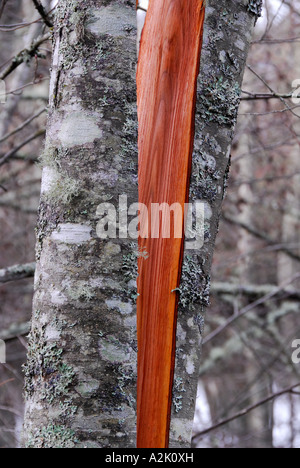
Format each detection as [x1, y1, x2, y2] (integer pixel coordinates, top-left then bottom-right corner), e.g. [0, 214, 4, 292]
[23, 0, 261, 448]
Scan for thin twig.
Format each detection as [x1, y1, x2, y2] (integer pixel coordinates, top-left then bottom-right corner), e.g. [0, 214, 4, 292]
[211, 281, 300, 301]
[0, 129, 45, 167]
[32, 0, 53, 28]
[247, 64, 300, 119]
[0, 33, 50, 81]
[252, 37, 300, 44]
[0, 19, 42, 32]
[0, 77, 50, 98]
[0, 263, 36, 284]
[222, 215, 300, 263]
[193, 383, 300, 440]
[0, 107, 46, 144]
[0, 0, 8, 19]
[0, 379, 15, 388]
[203, 274, 300, 345]
[241, 90, 294, 101]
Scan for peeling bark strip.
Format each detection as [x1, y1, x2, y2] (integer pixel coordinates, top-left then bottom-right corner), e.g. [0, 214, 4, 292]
[136, 0, 205, 448]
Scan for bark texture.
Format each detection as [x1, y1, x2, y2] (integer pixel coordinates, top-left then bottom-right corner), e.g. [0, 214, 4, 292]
[169, 0, 259, 448]
[23, 0, 138, 448]
[23, 0, 260, 449]
[136, 0, 205, 448]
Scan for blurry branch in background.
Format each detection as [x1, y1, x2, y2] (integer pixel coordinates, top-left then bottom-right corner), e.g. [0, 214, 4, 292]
[0, 33, 50, 80]
[282, 0, 300, 17]
[0, 263, 36, 284]
[0, 19, 43, 31]
[247, 64, 300, 119]
[223, 214, 300, 263]
[203, 273, 300, 345]
[193, 383, 300, 442]
[241, 90, 294, 101]
[0, 128, 45, 167]
[0, 379, 15, 388]
[233, 171, 300, 185]
[2, 77, 50, 99]
[212, 282, 300, 301]
[0, 0, 8, 19]
[6, 153, 38, 162]
[0, 107, 46, 144]
[252, 36, 300, 44]
[32, 0, 53, 28]
[232, 137, 293, 162]
[239, 105, 300, 116]
[0, 322, 31, 342]
[0, 200, 38, 213]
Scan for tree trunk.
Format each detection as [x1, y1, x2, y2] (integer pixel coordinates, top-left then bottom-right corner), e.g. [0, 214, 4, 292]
[23, 0, 138, 448]
[170, 0, 260, 447]
[23, 0, 260, 448]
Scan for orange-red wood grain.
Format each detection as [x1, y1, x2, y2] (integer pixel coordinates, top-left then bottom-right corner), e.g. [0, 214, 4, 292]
[136, 0, 205, 448]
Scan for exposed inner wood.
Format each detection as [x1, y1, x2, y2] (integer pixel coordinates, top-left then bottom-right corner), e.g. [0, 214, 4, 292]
[136, 0, 206, 448]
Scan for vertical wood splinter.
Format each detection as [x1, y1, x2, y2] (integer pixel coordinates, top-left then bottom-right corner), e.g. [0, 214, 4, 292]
[137, 0, 205, 448]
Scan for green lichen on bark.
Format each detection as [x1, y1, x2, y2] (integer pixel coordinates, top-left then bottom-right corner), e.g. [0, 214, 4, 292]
[179, 256, 211, 312]
[26, 424, 77, 449]
[23, 328, 76, 404]
[198, 77, 241, 126]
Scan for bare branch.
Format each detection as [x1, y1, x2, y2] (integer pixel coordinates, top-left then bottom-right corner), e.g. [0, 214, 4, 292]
[247, 64, 300, 119]
[0, 33, 50, 81]
[252, 37, 300, 45]
[0, 379, 15, 388]
[0, 77, 50, 99]
[0, 129, 45, 167]
[0, 321, 31, 341]
[241, 90, 294, 101]
[212, 281, 300, 301]
[222, 215, 300, 263]
[0, 107, 46, 144]
[32, 0, 53, 28]
[0, 263, 36, 284]
[203, 274, 300, 345]
[0, 0, 8, 19]
[0, 19, 42, 32]
[193, 383, 300, 441]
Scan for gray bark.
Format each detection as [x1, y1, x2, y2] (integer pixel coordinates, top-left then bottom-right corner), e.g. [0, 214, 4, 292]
[170, 0, 260, 448]
[23, 0, 138, 448]
[22, 0, 260, 449]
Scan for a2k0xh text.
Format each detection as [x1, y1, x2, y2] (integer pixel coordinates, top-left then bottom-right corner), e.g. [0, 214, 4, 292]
[105, 452, 194, 464]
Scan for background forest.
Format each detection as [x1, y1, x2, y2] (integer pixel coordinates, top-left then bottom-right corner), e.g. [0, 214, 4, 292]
[0, 0, 299, 448]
